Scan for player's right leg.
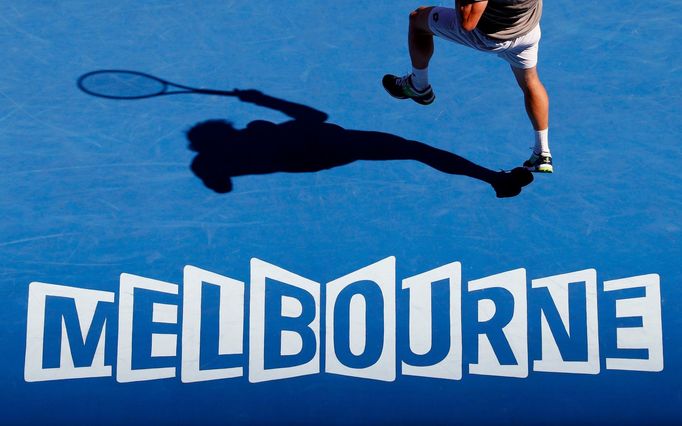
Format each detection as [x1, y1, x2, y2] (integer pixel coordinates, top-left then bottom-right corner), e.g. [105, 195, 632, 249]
[407, 6, 435, 71]
[382, 6, 436, 105]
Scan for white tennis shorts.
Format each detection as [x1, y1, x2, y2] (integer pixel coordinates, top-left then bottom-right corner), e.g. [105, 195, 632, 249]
[428, 7, 541, 69]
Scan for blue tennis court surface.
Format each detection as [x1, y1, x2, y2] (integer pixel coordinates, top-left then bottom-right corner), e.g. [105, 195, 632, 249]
[2, 1, 681, 424]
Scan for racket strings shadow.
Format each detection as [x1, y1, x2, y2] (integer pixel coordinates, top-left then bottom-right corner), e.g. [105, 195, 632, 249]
[77, 69, 236, 99]
[188, 90, 533, 198]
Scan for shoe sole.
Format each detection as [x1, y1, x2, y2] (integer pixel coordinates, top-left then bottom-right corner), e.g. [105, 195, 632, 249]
[523, 163, 553, 173]
[411, 94, 435, 105]
[525, 165, 553, 173]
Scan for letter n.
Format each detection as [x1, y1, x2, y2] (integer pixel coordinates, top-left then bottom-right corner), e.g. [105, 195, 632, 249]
[532, 269, 600, 374]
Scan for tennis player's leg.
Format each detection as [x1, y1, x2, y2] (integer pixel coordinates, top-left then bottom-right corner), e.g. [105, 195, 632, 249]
[512, 66, 552, 172]
[408, 6, 435, 74]
[512, 66, 549, 132]
[383, 7, 490, 106]
[501, 26, 553, 172]
[382, 6, 436, 105]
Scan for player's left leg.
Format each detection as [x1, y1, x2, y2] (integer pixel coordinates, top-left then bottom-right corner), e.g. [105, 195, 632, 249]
[511, 65, 553, 173]
[499, 24, 553, 173]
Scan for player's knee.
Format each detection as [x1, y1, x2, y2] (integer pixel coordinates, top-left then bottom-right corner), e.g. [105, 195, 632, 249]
[409, 6, 431, 30]
[514, 68, 541, 90]
[525, 76, 544, 92]
[520, 80, 546, 100]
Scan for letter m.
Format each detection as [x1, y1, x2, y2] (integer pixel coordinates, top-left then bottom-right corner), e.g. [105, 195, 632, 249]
[25, 282, 115, 382]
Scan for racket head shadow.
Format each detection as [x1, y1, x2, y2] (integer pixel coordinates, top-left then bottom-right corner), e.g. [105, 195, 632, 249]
[77, 70, 172, 99]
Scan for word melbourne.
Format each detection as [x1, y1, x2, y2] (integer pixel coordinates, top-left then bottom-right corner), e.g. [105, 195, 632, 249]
[25, 257, 663, 383]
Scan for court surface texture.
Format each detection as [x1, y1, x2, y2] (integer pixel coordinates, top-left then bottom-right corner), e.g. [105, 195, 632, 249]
[1, 1, 681, 424]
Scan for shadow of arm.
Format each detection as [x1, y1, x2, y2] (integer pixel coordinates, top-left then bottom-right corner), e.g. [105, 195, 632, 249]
[234, 89, 328, 122]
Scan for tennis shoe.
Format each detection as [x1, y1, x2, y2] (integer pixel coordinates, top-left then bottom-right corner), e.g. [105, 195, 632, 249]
[382, 74, 435, 105]
[523, 151, 553, 173]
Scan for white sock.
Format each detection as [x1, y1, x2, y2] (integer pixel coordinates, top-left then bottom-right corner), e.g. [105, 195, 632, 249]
[410, 66, 429, 91]
[534, 129, 550, 155]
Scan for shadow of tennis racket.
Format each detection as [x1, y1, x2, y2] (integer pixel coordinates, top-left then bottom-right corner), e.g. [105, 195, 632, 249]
[77, 70, 236, 99]
[77, 70, 533, 197]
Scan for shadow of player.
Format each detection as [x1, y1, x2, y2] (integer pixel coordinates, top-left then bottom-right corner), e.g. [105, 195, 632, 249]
[188, 89, 533, 198]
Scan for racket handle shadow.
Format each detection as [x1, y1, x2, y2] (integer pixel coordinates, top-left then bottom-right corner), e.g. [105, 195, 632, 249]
[193, 89, 237, 96]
